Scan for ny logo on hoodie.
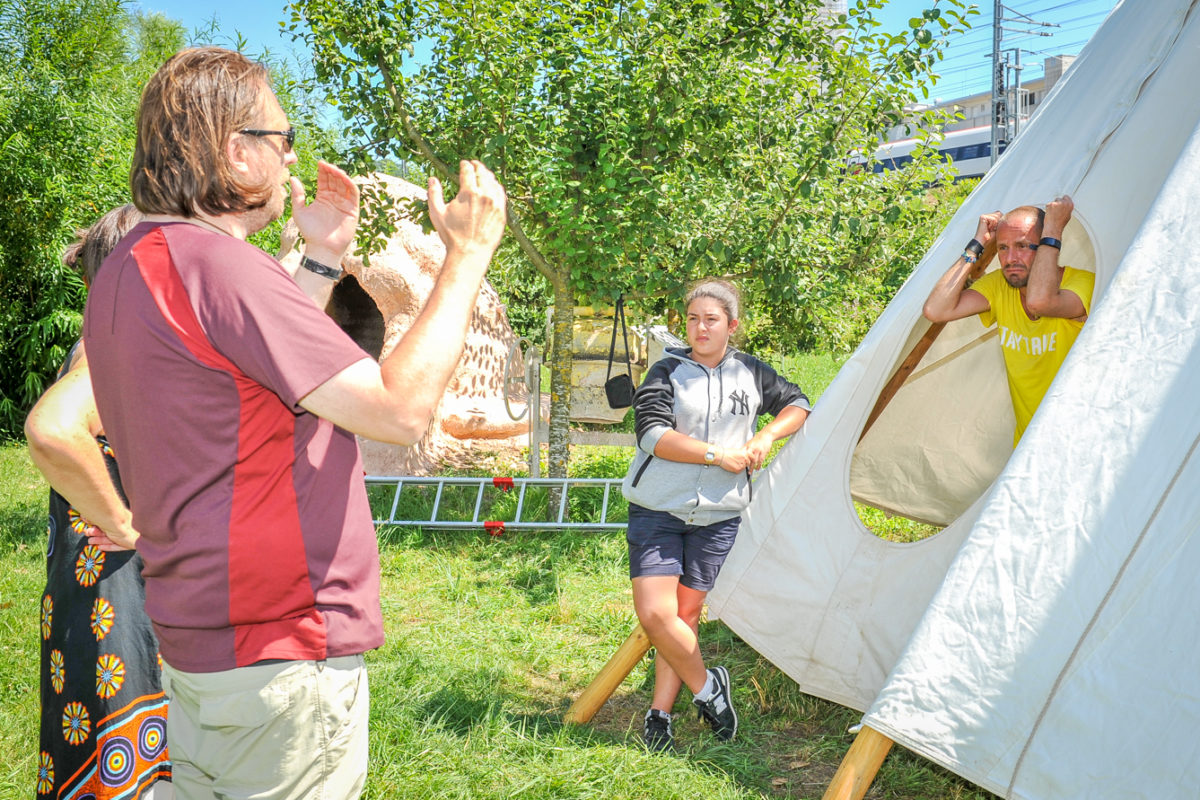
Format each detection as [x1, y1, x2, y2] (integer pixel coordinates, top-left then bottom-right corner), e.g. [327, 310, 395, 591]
[728, 388, 750, 415]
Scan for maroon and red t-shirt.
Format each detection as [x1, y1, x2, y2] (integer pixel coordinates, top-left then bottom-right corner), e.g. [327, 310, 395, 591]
[83, 221, 383, 672]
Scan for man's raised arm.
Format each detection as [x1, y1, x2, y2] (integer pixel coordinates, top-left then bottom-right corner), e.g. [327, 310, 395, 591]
[1025, 195, 1087, 320]
[923, 211, 999, 323]
[299, 160, 508, 445]
[287, 160, 361, 308]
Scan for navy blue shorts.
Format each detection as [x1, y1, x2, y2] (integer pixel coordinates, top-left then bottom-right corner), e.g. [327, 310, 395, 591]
[626, 503, 742, 592]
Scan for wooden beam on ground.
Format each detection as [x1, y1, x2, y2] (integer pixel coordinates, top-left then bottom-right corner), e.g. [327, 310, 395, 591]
[821, 725, 895, 800]
[858, 238, 996, 443]
[564, 622, 652, 724]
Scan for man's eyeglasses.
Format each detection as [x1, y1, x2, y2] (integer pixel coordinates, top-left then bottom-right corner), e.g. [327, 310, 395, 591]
[240, 128, 296, 152]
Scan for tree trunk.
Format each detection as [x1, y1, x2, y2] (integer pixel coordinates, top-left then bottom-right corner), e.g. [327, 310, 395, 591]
[546, 279, 575, 480]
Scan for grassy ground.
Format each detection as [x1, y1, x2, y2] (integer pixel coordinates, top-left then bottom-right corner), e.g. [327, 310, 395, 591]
[0, 353, 985, 799]
[0, 439, 51, 795]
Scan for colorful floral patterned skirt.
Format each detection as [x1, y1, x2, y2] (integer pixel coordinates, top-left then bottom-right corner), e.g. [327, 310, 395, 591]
[38, 438, 170, 798]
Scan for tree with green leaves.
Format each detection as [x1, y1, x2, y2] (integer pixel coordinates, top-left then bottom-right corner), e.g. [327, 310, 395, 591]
[289, 0, 975, 476]
[0, 1, 184, 438]
[0, 1, 349, 439]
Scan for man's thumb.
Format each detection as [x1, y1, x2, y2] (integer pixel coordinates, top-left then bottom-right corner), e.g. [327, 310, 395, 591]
[428, 176, 445, 219]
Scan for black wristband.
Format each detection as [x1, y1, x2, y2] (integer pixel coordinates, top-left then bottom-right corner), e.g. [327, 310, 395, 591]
[300, 255, 343, 281]
[965, 238, 984, 256]
[1039, 237, 1062, 250]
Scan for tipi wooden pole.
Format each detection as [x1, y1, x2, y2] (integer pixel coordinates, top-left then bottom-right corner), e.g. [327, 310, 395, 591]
[858, 237, 996, 443]
[821, 725, 895, 800]
[858, 321, 945, 441]
[564, 622, 652, 724]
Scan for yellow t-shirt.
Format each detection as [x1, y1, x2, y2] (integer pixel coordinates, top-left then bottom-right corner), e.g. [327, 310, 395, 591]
[972, 265, 1095, 444]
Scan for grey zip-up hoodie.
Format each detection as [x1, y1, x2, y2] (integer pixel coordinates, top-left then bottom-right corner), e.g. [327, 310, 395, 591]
[621, 347, 809, 525]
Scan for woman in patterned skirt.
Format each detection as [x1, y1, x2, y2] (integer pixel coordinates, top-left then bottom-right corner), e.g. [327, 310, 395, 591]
[26, 205, 173, 799]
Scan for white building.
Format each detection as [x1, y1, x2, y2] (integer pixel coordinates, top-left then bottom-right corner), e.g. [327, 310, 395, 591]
[887, 55, 1076, 140]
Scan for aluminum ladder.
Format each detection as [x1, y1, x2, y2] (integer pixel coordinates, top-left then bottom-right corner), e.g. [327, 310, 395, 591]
[366, 475, 627, 533]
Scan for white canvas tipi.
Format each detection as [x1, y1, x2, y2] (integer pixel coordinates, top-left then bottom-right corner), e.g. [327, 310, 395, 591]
[706, 0, 1200, 795]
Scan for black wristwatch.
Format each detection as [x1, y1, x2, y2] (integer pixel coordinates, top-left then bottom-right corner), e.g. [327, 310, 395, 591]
[300, 255, 344, 281]
[1039, 237, 1063, 250]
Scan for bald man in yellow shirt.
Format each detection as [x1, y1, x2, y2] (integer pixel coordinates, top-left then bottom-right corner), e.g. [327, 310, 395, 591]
[923, 195, 1094, 445]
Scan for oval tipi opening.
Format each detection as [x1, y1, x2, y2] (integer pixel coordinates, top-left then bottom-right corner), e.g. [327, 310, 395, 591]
[849, 214, 1101, 536]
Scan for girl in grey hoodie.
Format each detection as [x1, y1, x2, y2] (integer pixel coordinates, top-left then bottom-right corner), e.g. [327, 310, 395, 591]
[622, 279, 809, 751]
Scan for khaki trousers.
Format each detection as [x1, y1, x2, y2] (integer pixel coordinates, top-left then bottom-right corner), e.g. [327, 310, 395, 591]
[160, 655, 368, 800]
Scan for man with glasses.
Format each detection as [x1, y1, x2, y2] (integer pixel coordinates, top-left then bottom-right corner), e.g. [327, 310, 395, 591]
[84, 47, 507, 799]
[923, 195, 1094, 445]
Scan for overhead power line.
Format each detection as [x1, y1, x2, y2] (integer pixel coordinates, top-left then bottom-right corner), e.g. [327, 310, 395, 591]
[910, 0, 1117, 101]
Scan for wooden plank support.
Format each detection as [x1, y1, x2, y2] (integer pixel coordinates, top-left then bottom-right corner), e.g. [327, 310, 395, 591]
[568, 430, 637, 447]
[821, 725, 895, 800]
[564, 622, 652, 724]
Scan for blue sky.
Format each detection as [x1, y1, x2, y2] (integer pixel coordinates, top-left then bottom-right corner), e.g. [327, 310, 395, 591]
[135, 0, 1119, 102]
[136, 1, 300, 57]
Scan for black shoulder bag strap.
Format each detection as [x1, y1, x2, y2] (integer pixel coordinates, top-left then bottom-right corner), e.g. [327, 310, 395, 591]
[606, 295, 633, 385]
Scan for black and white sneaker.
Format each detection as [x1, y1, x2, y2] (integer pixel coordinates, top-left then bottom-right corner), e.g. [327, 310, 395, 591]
[643, 709, 674, 752]
[693, 666, 738, 740]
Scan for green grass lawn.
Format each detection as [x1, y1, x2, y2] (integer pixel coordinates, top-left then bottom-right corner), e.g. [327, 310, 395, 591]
[0, 352, 984, 799]
[0, 439, 50, 796]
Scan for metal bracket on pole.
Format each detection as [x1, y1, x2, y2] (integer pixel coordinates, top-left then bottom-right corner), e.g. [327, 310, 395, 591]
[991, 0, 1058, 163]
[503, 337, 545, 478]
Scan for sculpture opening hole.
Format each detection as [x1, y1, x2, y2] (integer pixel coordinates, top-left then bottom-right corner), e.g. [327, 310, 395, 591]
[326, 275, 385, 361]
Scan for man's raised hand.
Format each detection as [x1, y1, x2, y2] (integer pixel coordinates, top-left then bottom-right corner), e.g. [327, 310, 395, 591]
[289, 160, 361, 264]
[428, 160, 507, 258]
[1044, 195, 1074, 236]
[975, 210, 1003, 246]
